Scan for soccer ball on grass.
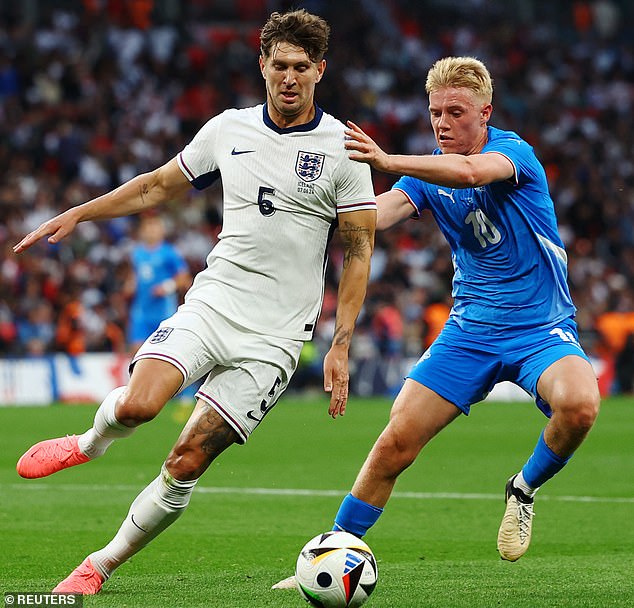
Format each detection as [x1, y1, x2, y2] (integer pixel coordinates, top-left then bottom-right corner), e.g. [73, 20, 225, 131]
[295, 531, 378, 607]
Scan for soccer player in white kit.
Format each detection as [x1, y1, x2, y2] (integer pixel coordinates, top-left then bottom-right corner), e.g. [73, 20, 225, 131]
[13, 10, 376, 595]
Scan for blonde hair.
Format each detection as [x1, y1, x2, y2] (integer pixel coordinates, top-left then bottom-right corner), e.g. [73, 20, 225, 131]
[425, 57, 493, 103]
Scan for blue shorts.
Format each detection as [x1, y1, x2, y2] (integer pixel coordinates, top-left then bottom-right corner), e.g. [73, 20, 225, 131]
[408, 316, 591, 418]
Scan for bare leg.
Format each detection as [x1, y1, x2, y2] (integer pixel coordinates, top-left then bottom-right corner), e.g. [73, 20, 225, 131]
[77, 359, 185, 459]
[116, 358, 187, 425]
[165, 398, 240, 479]
[537, 355, 600, 458]
[351, 379, 461, 507]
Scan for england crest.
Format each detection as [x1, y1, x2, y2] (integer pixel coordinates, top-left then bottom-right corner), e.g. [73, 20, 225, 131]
[149, 327, 173, 344]
[295, 151, 325, 182]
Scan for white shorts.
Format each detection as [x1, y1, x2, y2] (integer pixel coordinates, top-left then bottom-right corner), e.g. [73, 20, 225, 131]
[131, 299, 304, 443]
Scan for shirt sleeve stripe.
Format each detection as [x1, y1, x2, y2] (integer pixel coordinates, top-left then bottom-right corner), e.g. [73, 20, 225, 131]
[485, 151, 518, 185]
[177, 152, 196, 181]
[393, 187, 420, 217]
[336, 201, 377, 212]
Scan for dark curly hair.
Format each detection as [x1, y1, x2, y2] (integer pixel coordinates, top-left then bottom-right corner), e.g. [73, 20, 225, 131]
[260, 9, 330, 63]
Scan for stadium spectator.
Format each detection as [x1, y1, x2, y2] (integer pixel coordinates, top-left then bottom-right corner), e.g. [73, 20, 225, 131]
[55, 290, 86, 356]
[595, 310, 634, 355]
[16, 301, 55, 356]
[615, 332, 634, 394]
[421, 296, 451, 350]
[370, 290, 404, 358]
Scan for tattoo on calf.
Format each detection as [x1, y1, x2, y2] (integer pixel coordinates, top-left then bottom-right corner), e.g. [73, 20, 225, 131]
[193, 404, 238, 457]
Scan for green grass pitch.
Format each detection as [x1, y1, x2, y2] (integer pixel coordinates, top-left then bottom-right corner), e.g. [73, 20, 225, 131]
[2, 396, 633, 607]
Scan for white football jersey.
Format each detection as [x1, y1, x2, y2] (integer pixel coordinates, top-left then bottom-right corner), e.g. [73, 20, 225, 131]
[177, 104, 376, 341]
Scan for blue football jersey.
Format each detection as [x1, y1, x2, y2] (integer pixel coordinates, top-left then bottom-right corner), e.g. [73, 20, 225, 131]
[393, 126, 575, 332]
[130, 242, 187, 322]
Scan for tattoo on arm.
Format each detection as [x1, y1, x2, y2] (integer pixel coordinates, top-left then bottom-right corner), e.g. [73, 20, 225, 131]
[139, 183, 150, 205]
[333, 324, 352, 347]
[339, 221, 371, 268]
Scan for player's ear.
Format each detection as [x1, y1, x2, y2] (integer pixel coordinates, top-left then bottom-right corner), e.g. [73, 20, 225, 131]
[259, 55, 266, 79]
[315, 59, 326, 83]
[480, 103, 492, 126]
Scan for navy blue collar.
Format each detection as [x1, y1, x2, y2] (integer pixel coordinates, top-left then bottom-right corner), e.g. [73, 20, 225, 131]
[262, 103, 323, 134]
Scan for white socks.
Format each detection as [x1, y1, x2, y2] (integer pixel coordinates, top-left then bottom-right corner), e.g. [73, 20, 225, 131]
[78, 387, 135, 459]
[75, 388, 199, 580]
[514, 471, 538, 498]
[89, 464, 199, 580]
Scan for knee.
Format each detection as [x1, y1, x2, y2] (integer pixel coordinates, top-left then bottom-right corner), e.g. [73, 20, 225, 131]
[115, 389, 163, 426]
[374, 427, 420, 477]
[553, 387, 600, 435]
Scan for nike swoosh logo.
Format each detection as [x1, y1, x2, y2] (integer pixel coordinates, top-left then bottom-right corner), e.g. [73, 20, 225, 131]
[231, 147, 255, 155]
[131, 513, 148, 533]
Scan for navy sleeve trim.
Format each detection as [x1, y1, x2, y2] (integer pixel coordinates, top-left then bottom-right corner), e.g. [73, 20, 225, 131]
[191, 169, 221, 190]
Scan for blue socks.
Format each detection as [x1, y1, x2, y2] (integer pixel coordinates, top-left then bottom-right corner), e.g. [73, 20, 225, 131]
[332, 432, 569, 537]
[521, 431, 571, 489]
[333, 493, 383, 538]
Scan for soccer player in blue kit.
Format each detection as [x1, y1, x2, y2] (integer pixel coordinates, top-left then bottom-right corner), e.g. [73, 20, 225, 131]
[274, 56, 600, 584]
[127, 214, 190, 351]
[339, 56, 601, 562]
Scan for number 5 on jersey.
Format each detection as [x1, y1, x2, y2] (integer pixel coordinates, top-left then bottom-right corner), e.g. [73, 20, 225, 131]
[258, 186, 276, 216]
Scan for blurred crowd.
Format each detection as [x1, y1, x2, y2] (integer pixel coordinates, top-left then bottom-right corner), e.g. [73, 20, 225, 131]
[1, 0, 633, 394]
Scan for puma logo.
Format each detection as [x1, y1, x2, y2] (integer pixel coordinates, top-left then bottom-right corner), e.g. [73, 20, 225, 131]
[438, 189, 456, 204]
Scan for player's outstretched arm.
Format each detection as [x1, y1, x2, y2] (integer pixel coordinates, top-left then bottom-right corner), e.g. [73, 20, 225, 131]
[13, 158, 191, 254]
[345, 120, 514, 187]
[324, 208, 376, 419]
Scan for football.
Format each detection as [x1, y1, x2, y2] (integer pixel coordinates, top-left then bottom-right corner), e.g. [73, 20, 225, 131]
[295, 531, 378, 608]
